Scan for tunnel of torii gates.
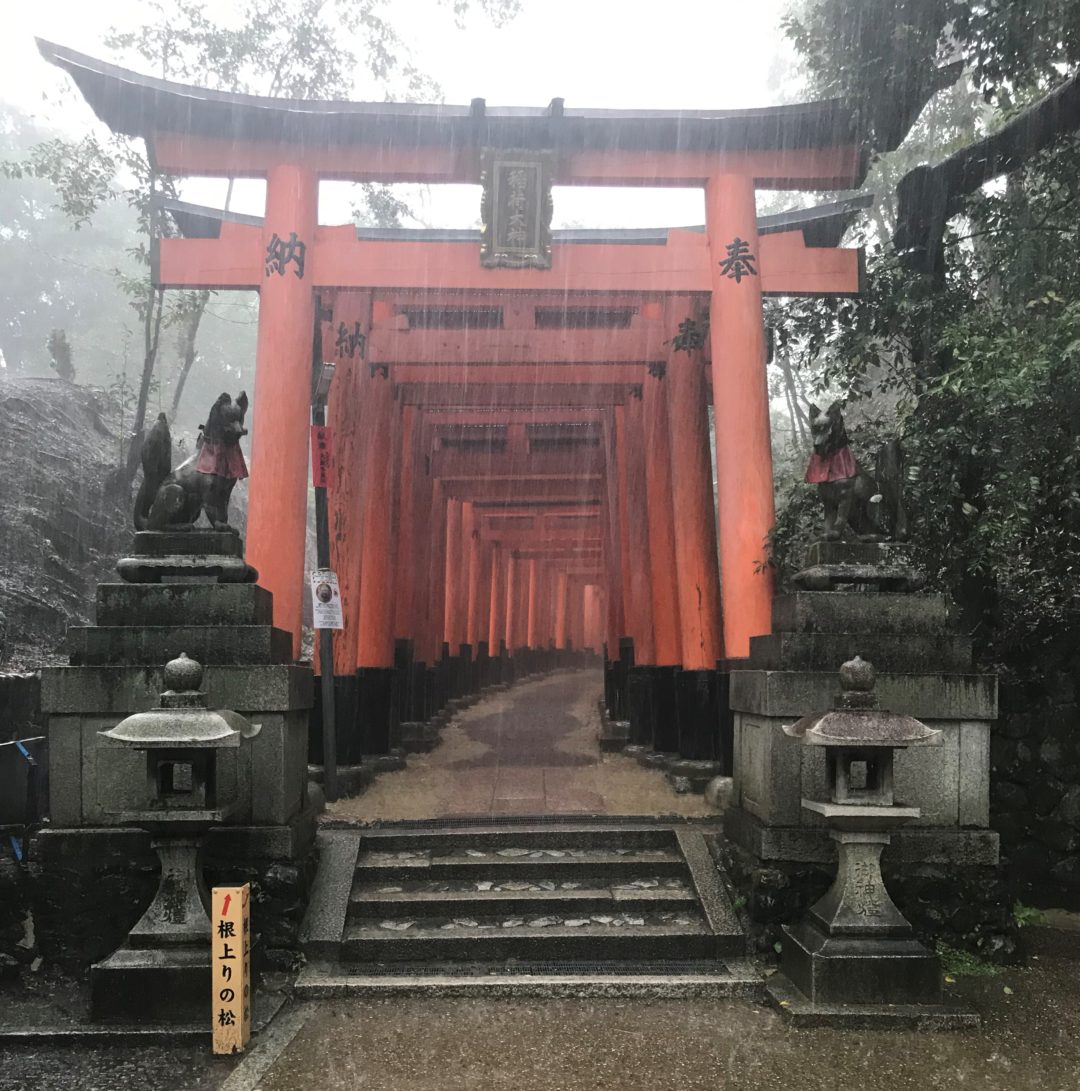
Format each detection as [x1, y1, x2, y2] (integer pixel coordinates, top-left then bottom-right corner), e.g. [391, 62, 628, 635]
[43, 39, 878, 765]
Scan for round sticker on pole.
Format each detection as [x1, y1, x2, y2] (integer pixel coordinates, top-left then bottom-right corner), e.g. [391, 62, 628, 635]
[310, 569, 344, 629]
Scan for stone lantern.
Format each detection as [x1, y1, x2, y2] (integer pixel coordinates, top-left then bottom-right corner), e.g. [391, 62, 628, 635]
[90, 653, 260, 1022]
[767, 656, 976, 1027]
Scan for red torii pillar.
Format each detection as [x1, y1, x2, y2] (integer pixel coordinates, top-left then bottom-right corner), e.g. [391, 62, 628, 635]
[503, 551, 519, 654]
[443, 498, 465, 655]
[665, 311, 724, 671]
[526, 559, 540, 649]
[424, 482, 449, 665]
[584, 584, 603, 652]
[643, 367, 682, 667]
[355, 365, 399, 751]
[599, 407, 625, 651]
[355, 367, 398, 671]
[247, 163, 317, 656]
[512, 556, 530, 652]
[393, 403, 420, 651]
[541, 561, 556, 648]
[613, 401, 654, 663]
[469, 537, 493, 655]
[567, 576, 586, 651]
[323, 292, 371, 676]
[554, 570, 569, 650]
[706, 174, 775, 658]
[463, 502, 481, 653]
[489, 544, 507, 654]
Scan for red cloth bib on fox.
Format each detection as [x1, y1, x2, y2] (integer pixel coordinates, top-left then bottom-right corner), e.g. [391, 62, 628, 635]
[195, 440, 248, 480]
[804, 445, 857, 484]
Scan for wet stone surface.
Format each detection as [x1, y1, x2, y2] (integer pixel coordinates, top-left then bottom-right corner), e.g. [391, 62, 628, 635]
[363, 876, 688, 894]
[252, 929, 1080, 1091]
[328, 671, 713, 821]
[364, 910, 699, 932]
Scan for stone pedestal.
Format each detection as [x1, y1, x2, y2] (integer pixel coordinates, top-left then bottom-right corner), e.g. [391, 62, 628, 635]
[36, 531, 316, 999]
[115, 529, 258, 584]
[728, 542, 998, 867]
[91, 835, 212, 1021]
[779, 828, 942, 1007]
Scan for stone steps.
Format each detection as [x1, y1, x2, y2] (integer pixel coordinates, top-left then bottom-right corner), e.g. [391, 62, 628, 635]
[294, 959, 764, 1000]
[351, 884, 698, 918]
[300, 820, 751, 992]
[355, 850, 687, 882]
[343, 921, 716, 962]
[354, 824, 673, 852]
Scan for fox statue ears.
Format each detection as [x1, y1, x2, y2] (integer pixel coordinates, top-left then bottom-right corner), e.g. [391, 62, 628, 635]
[236, 390, 249, 418]
[806, 401, 845, 422]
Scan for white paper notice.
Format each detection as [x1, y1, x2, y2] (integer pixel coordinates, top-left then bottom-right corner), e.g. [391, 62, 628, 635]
[310, 569, 344, 629]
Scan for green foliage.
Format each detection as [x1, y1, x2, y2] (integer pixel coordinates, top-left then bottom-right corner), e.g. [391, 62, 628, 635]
[783, 1, 960, 150]
[772, 136, 1080, 679]
[352, 183, 414, 229]
[776, 3, 1080, 684]
[784, 1, 1080, 148]
[1, 134, 117, 228]
[1013, 901, 1049, 928]
[104, 0, 519, 100]
[46, 330, 74, 383]
[937, 941, 1003, 977]
[955, 1, 1080, 103]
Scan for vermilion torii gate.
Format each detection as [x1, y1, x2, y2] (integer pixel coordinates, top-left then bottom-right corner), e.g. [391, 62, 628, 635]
[42, 39, 870, 761]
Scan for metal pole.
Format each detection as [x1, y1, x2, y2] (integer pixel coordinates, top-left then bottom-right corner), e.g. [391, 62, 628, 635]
[312, 403, 339, 802]
[311, 302, 339, 802]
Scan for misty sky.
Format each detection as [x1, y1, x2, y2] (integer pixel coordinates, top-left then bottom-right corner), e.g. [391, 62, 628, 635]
[2, 0, 800, 227]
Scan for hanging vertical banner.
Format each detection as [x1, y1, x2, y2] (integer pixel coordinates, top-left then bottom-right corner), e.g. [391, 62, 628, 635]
[311, 424, 333, 488]
[212, 884, 252, 1055]
[310, 569, 345, 629]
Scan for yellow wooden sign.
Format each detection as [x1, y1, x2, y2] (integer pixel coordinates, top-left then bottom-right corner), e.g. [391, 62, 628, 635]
[211, 884, 252, 1054]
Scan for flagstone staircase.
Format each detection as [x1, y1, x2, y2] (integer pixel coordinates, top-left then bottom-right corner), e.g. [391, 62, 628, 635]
[296, 819, 760, 997]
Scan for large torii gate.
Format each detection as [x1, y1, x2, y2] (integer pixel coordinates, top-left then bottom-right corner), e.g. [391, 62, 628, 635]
[41, 39, 870, 759]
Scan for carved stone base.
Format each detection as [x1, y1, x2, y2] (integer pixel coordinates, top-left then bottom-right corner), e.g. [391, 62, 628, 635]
[792, 540, 925, 592]
[765, 973, 977, 1030]
[90, 836, 211, 1022]
[777, 826, 945, 1011]
[780, 918, 941, 1006]
[118, 530, 258, 584]
[807, 831, 911, 936]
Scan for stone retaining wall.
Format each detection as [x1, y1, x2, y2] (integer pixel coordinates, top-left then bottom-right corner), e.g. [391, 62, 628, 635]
[991, 674, 1080, 909]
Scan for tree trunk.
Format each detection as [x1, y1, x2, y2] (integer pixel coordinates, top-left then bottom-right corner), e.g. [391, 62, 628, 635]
[124, 286, 165, 485]
[777, 351, 809, 452]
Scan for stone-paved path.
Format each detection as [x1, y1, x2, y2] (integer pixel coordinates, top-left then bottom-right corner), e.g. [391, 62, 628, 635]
[328, 669, 712, 822]
[7, 924, 1080, 1091]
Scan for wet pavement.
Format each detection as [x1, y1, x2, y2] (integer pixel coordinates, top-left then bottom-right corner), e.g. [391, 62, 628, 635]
[329, 669, 712, 822]
[0, 1040, 235, 1091]
[238, 928, 1080, 1091]
[7, 934, 1080, 1091]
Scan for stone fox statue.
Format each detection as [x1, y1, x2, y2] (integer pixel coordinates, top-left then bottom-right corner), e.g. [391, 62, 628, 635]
[805, 402, 908, 542]
[134, 392, 249, 532]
